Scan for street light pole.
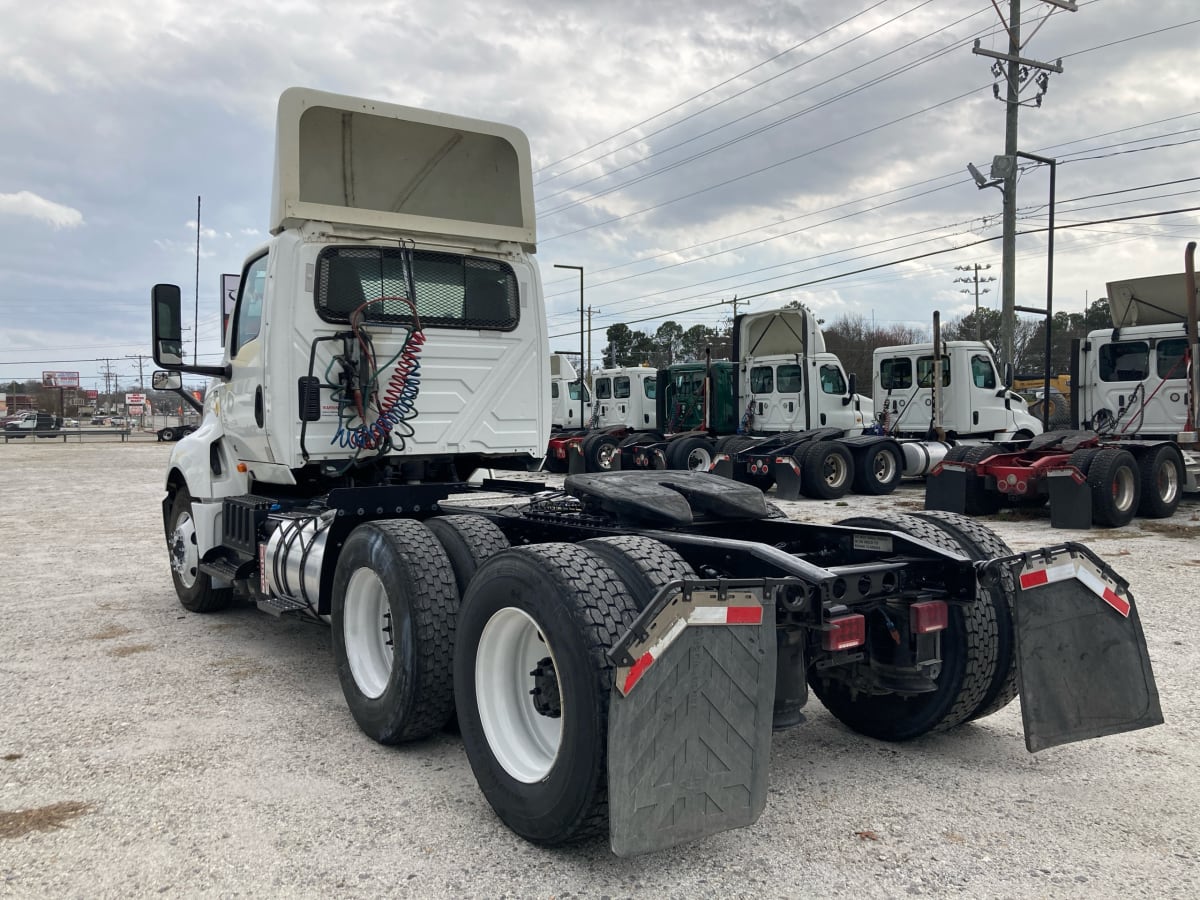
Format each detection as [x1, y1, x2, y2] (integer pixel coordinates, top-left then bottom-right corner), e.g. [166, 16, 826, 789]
[554, 264, 585, 426]
[1012, 150, 1057, 429]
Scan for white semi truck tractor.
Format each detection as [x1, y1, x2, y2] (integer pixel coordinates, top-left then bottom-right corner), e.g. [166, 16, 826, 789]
[149, 88, 1161, 856]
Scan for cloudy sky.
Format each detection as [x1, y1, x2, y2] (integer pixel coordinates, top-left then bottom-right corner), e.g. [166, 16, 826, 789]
[1, 0, 1197, 391]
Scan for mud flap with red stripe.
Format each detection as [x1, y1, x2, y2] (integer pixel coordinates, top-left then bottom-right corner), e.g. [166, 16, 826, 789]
[989, 544, 1162, 752]
[606, 583, 776, 857]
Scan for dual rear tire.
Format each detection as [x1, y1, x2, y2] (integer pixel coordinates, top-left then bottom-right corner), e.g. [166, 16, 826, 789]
[333, 516, 693, 846]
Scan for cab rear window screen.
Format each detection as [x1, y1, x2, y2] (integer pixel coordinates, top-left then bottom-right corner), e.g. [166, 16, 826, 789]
[315, 246, 519, 331]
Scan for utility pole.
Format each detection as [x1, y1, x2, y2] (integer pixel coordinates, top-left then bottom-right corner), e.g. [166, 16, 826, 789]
[954, 264, 997, 340]
[586, 305, 593, 379]
[969, 0, 1076, 370]
[723, 294, 742, 323]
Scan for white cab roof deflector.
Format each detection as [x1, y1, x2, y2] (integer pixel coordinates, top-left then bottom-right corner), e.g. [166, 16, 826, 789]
[1106, 273, 1197, 327]
[270, 87, 536, 249]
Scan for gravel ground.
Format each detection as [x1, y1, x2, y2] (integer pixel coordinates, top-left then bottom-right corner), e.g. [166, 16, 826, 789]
[1, 441, 1198, 899]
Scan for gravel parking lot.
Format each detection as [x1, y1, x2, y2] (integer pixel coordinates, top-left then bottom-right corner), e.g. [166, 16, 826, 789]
[2, 441, 1198, 898]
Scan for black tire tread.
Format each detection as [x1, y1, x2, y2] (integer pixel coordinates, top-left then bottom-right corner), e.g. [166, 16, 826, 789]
[851, 442, 903, 496]
[466, 543, 640, 844]
[1136, 445, 1183, 519]
[800, 441, 854, 500]
[1086, 448, 1140, 528]
[579, 535, 696, 609]
[336, 520, 458, 743]
[426, 515, 510, 595]
[909, 510, 1019, 721]
[168, 488, 234, 613]
[824, 515, 998, 737]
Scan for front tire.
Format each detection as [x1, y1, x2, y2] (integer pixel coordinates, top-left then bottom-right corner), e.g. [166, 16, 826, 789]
[166, 488, 233, 613]
[454, 544, 639, 845]
[331, 520, 458, 744]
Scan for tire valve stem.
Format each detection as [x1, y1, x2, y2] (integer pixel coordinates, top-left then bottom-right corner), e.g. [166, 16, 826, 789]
[880, 608, 901, 644]
[382, 611, 394, 647]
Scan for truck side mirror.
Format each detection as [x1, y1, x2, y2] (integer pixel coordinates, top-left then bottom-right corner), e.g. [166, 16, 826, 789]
[152, 370, 182, 391]
[152, 284, 185, 367]
[1002, 362, 1014, 389]
[843, 372, 857, 406]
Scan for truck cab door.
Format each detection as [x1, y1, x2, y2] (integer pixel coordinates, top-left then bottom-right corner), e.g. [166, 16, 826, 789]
[815, 362, 855, 429]
[965, 352, 1007, 435]
[221, 252, 273, 464]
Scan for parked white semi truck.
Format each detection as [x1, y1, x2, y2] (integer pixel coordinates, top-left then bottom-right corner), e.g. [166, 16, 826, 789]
[926, 257, 1199, 527]
[149, 88, 1161, 856]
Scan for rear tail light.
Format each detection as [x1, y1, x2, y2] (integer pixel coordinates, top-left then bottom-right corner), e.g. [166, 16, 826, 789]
[910, 600, 948, 634]
[822, 614, 866, 651]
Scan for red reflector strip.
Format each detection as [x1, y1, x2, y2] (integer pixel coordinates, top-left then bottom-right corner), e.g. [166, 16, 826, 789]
[622, 651, 654, 694]
[1103, 587, 1131, 617]
[1018, 562, 1074, 590]
[1018, 559, 1131, 619]
[822, 614, 866, 651]
[618, 602, 763, 696]
[726, 605, 763, 625]
[1073, 564, 1131, 618]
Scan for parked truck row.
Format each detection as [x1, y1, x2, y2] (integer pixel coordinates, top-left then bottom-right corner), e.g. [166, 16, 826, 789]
[928, 261, 1200, 528]
[545, 307, 1043, 503]
[148, 88, 1161, 856]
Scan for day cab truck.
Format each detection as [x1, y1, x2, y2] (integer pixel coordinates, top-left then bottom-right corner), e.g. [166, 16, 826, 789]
[555, 364, 657, 473]
[615, 308, 897, 500]
[927, 257, 1199, 528]
[542, 354, 593, 471]
[148, 87, 1161, 857]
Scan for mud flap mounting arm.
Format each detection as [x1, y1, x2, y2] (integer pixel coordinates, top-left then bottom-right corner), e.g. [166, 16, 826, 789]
[981, 543, 1163, 752]
[605, 580, 776, 857]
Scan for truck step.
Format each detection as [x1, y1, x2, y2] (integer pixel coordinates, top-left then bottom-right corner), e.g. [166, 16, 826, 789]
[198, 557, 248, 583]
[256, 594, 311, 617]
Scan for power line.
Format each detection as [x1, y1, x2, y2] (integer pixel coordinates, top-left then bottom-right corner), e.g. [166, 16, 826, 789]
[536, 0, 959, 204]
[534, 0, 894, 177]
[540, 9, 1195, 245]
[546, 205, 1200, 340]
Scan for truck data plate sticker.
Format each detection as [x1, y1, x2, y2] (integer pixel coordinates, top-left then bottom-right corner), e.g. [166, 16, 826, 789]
[853, 533, 893, 553]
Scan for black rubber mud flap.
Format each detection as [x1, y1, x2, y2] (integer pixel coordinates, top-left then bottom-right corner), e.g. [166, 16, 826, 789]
[924, 463, 967, 513]
[773, 455, 803, 501]
[606, 584, 776, 857]
[568, 440, 586, 474]
[990, 543, 1162, 752]
[1047, 468, 1091, 528]
[711, 453, 733, 479]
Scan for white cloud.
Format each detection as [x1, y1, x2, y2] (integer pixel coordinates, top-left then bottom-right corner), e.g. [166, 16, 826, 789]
[0, 191, 84, 228]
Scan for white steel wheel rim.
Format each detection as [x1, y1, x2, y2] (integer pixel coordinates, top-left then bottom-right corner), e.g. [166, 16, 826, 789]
[475, 607, 562, 784]
[1112, 465, 1136, 513]
[170, 510, 199, 589]
[1157, 459, 1179, 503]
[825, 453, 848, 488]
[343, 568, 393, 700]
[686, 446, 713, 471]
[874, 450, 898, 484]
